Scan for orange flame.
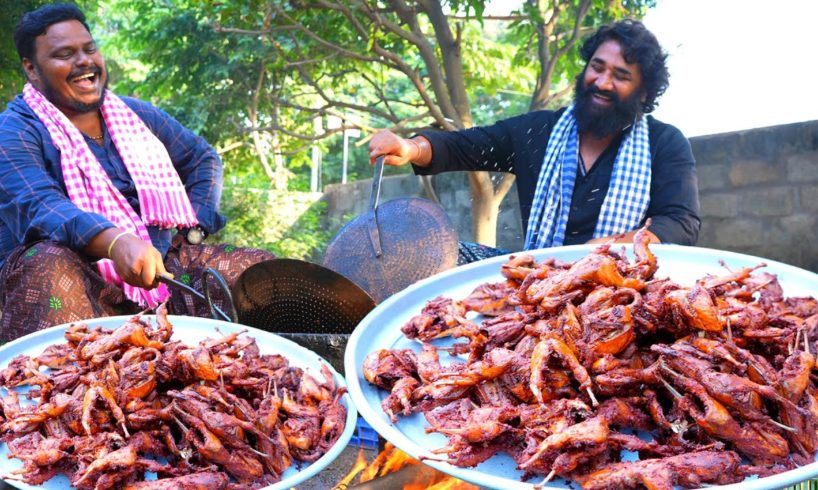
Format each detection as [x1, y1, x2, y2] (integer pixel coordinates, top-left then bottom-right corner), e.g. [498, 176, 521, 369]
[333, 447, 369, 489]
[335, 441, 479, 489]
[376, 443, 420, 478]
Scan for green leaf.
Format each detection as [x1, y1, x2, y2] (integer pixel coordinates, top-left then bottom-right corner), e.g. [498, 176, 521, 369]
[48, 296, 63, 311]
[78, 0, 653, 249]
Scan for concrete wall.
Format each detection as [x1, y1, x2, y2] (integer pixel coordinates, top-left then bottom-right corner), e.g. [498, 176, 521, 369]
[322, 119, 818, 272]
[692, 120, 818, 272]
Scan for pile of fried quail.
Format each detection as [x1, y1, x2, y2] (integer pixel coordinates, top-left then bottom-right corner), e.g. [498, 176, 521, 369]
[363, 226, 818, 489]
[0, 305, 346, 489]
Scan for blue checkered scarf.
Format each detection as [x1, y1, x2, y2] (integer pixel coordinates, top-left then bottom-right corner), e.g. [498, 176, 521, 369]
[524, 104, 652, 250]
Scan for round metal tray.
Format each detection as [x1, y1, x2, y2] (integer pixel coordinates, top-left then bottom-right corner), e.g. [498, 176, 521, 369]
[345, 244, 818, 490]
[0, 315, 357, 490]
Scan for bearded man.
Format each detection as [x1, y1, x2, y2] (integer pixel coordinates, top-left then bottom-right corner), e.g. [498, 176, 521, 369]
[369, 20, 700, 260]
[0, 4, 274, 340]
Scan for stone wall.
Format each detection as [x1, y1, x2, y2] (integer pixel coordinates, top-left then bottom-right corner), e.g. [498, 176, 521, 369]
[322, 119, 818, 272]
[692, 120, 818, 272]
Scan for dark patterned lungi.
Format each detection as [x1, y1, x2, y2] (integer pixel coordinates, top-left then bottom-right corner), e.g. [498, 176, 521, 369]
[0, 238, 274, 342]
[457, 240, 512, 266]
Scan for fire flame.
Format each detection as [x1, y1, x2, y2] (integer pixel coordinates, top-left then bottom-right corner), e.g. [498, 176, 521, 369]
[372, 443, 419, 478]
[334, 447, 370, 489]
[335, 442, 479, 490]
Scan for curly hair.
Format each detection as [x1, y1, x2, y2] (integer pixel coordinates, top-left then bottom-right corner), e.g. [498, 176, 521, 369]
[14, 3, 90, 62]
[579, 19, 669, 114]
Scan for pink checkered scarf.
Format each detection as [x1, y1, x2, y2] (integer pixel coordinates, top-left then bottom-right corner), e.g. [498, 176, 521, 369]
[23, 83, 198, 307]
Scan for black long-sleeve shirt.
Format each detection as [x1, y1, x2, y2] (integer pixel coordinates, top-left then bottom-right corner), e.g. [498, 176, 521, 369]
[415, 109, 700, 246]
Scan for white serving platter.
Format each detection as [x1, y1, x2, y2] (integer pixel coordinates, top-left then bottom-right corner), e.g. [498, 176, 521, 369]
[345, 244, 818, 490]
[0, 315, 356, 490]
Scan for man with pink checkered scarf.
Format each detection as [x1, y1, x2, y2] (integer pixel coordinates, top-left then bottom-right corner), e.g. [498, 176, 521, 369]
[0, 4, 274, 340]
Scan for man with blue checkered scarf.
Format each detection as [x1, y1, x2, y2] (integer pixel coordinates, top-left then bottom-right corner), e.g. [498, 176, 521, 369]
[369, 20, 700, 258]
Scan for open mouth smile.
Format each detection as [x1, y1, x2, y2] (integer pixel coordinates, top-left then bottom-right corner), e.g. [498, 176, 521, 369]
[70, 71, 99, 91]
[591, 93, 614, 104]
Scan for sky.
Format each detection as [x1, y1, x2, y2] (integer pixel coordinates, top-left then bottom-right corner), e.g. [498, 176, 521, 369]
[642, 0, 818, 137]
[486, 0, 818, 137]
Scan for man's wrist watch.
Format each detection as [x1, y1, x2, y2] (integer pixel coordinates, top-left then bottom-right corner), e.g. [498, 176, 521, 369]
[182, 225, 207, 245]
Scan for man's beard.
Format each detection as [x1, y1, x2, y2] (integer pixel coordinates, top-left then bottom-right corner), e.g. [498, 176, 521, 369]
[573, 76, 642, 138]
[36, 64, 107, 114]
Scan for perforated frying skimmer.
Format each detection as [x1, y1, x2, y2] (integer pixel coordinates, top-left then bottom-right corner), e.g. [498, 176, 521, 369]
[230, 259, 376, 334]
[322, 156, 459, 303]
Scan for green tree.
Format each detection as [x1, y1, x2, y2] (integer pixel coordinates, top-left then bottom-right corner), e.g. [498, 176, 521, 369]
[99, 0, 321, 192]
[209, 0, 655, 245]
[20, 1, 654, 250]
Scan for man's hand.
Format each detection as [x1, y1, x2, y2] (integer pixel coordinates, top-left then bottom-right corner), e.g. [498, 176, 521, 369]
[369, 130, 432, 167]
[108, 234, 168, 289]
[587, 229, 660, 244]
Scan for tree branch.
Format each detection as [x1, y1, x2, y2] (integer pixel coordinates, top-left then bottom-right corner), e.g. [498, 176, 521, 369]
[375, 0, 461, 126]
[370, 41, 456, 130]
[529, 0, 591, 111]
[271, 4, 386, 65]
[447, 14, 527, 21]
[215, 141, 246, 155]
[267, 39, 401, 124]
[416, 0, 472, 128]
[211, 24, 297, 35]
[247, 60, 276, 181]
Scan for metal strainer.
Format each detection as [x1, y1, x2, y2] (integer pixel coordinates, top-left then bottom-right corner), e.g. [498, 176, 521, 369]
[231, 259, 376, 334]
[323, 156, 459, 303]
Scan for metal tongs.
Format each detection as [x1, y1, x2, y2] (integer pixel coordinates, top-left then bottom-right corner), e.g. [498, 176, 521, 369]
[156, 268, 238, 323]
